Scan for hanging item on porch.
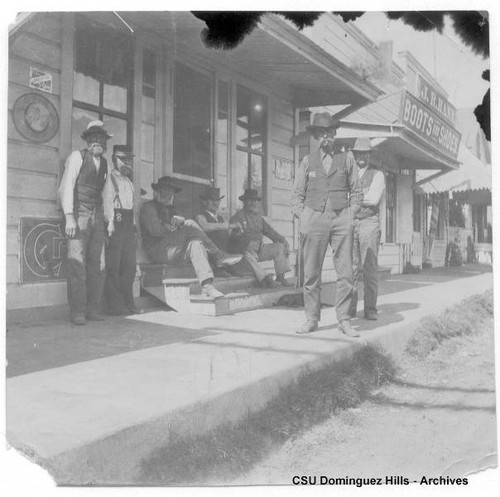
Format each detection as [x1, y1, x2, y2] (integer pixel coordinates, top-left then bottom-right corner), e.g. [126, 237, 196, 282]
[12, 93, 59, 143]
[20, 217, 67, 283]
[28, 67, 53, 94]
[274, 158, 293, 182]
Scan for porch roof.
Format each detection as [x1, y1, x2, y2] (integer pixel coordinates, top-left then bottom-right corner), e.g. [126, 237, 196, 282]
[416, 145, 491, 195]
[114, 11, 383, 108]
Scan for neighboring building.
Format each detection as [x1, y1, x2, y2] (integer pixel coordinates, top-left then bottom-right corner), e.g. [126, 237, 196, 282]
[417, 135, 492, 267]
[7, 12, 382, 320]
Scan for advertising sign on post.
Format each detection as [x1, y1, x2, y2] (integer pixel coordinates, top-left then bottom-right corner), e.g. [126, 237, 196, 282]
[400, 91, 461, 160]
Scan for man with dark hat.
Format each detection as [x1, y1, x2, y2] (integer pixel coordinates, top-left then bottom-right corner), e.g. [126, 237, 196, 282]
[140, 176, 243, 298]
[229, 189, 293, 288]
[348, 137, 385, 321]
[102, 145, 143, 315]
[290, 112, 363, 336]
[194, 187, 243, 252]
[58, 120, 114, 325]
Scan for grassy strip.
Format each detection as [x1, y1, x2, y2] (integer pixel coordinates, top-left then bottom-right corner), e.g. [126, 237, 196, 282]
[138, 344, 396, 485]
[405, 290, 493, 358]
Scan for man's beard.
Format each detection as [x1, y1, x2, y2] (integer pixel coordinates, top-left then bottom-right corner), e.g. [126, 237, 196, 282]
[89, 144, 104, 156]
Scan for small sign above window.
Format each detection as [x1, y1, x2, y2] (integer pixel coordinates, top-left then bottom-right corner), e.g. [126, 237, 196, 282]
[29, 67, 52, 94]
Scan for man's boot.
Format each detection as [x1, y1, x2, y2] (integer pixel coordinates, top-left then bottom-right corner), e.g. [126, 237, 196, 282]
[215, 251, 243, 267]
[276, 273, 294, 287]
[338, 319, 360, 337]
[259, 274, 280, 288]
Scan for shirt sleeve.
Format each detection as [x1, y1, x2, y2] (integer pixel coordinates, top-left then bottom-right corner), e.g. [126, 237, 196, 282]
[346, 151, 363, 213]
[58, 151, 82, 215]
[362, 170, 386, 207]
[290, 155, 309, 217]
[101, 173, 115, 223]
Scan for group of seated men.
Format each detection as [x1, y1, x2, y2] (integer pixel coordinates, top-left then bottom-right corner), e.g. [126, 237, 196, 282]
[140, 176, 294, 299]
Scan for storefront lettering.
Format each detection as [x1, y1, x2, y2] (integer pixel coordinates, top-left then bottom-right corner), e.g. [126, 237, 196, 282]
[418, 75, 456, 124]
[401, 91, 461, 159]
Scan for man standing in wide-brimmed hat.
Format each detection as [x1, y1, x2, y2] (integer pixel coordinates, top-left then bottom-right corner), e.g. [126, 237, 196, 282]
[140, 176, 243, 298]
[58, 120, 115, 325]
[290, 112, 363, 336]
[348, 137, 385, 321]
[229, 188, 293, 288]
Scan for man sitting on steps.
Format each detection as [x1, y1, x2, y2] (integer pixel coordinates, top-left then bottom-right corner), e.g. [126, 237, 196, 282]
[140, 176, 242, 299]
[229, 188, 294, 288]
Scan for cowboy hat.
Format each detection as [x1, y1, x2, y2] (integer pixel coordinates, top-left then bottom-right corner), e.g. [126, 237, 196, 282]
[199, 186, 225, 201]
[239, 188, 262, 201]
[112, 145, 135, 157]
[81, 120, 113, 140]
[352, 137, 372, 152]
[151, 176, 182, 193]
[305, 112, 339, 132]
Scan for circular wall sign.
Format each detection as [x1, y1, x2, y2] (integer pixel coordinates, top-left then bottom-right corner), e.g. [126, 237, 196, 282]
[12, 93, 59, 143]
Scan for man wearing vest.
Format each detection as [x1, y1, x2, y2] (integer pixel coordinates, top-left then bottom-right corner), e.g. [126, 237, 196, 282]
[58, 120, 114, 325]
[348, 138, 385, 320]
[194, 187, 251, 278]
[140, 176, 243, 299]
[290, 112, 363, 336]
[229, 189, 294, 288]
[102, 145, 143, 316]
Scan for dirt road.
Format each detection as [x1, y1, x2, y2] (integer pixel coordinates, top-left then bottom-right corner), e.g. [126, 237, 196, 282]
[226, 318, 497, 486]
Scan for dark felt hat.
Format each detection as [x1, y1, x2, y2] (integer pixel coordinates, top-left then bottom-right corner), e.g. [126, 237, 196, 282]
[239, 188, 262, 202]
[305, 112, 339, 132]
[199, 187, 225, 201]
[81, 120, 113, 140]
[112, 145, 135, 157]
[151, 176, 182, 193]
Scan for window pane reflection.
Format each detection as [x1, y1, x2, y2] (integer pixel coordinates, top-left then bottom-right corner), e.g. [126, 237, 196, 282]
[235, 150, 249, 201]
[173, 63, 212, 180]
[103, 84, 127, 113]
[73, 72, 99, 105]
[250, 155, 262, 194]
[71, 107, 99, 152]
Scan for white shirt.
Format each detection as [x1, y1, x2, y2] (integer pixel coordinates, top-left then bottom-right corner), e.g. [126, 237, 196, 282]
[359, 167, 386, 207]
[102, 169, 135, 224]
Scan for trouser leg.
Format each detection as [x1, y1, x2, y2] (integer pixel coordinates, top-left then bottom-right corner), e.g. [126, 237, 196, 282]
[185, 239, 214, 284]
[259, 242, 290, 276]
[121, 225, 138, 310]
[85, 214, 106, 314]
[302, 230, 330, 323]
[66, 217, 90, 316]
[243, 248, 267, 282]
[349, 222, 361, 316]
[330, 211, 354, 323]
[104, 223, 125, 312]
[359, 218, 380, 314]
[183, 220, 223, 259]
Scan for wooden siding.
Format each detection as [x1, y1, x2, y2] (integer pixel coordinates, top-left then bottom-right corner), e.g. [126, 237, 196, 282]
[379, 243, 401, 274]
[269, 97, 295, 248]
[7, 15, 65, 308]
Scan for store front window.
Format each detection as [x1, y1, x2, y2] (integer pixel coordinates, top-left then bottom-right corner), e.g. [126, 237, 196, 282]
[173, 62, 213, 181]
[72, 15, 133, 152]
[235, 85, 267, 204]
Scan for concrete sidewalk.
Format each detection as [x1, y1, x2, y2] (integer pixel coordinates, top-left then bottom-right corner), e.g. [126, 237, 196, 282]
[6, 265, 493, 484]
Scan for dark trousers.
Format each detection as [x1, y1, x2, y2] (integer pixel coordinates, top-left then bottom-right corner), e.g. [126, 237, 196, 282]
[349, 216, 381, 315]
[300, 206, 354, 323]
[104, 212, 137, 313]
[66, 211, 106, 317]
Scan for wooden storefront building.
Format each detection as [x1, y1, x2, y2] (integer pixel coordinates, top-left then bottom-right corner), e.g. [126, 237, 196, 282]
[7, 12, 382, 319]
